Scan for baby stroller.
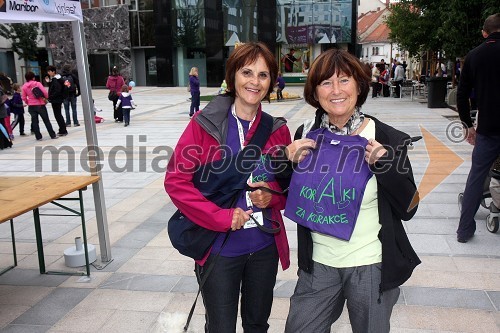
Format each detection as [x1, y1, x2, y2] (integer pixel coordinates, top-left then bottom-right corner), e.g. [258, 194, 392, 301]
[458, 156, 500, 233]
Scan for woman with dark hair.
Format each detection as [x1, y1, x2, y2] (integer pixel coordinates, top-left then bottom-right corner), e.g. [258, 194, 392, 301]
[106, 66, 125, 122]
[165, 42, 292, 332]
[284, 49, 421, 332]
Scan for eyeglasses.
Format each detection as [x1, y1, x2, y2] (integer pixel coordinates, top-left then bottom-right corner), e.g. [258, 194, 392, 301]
[318, 77, 352, 88]
[239, 69, 270, 81]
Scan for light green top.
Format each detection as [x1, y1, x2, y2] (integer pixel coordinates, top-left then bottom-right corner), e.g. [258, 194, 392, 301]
[312, 119, 382, 268]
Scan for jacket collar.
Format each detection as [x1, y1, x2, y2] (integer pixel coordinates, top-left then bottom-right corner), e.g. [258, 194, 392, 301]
[311, 108, 411, 147]
[195, 94, 287, 144]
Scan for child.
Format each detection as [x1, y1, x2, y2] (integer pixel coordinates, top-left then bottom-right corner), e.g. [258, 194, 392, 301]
[115, 84, 136, 127]
[9, 83, 26, 136]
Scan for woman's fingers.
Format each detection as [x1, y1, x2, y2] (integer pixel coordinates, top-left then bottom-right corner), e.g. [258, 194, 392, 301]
[231, 208, 252, 231]
[286, 138, 316, 162]
[365, 138, 388, 164]
[248, 182, 272, 208]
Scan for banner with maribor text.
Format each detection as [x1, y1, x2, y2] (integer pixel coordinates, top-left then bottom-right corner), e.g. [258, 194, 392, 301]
[0, 0, 82, 23]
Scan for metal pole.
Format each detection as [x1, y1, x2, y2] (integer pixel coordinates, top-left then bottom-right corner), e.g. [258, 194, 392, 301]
[71, 20, 112, 263]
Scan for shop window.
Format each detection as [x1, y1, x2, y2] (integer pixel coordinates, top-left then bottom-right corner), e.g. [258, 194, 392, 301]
[174, 8, 205, 47]
[138, 0, 153, 10]
[139, 11, 155, 46]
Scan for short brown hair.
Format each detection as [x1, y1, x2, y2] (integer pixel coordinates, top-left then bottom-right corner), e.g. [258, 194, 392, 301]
[483, 13, 500, 35]
[46, 65, 56, 72]
[303, 49, 371, 109]
[225, 42, 278, 101]
[25, 71, 35, 81]
[121, 84, 129, 92]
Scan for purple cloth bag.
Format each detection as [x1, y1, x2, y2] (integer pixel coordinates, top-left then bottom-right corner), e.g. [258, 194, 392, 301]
[284, 128, 372, 240]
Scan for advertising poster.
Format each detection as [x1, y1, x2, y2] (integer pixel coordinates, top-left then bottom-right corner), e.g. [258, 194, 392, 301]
[0, 0, 82, 23]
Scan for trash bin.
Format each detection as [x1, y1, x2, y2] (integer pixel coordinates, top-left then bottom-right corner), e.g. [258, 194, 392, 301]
[426, 77, 448, 108]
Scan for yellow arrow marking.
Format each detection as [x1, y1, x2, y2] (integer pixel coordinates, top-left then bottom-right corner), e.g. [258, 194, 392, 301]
[409, 125, 464, 211]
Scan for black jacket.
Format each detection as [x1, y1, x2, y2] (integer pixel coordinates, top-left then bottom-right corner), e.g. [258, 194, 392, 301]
[294, 110, 421, 292]
[457, 32, 500, 135]
[48, 75, 65, 104]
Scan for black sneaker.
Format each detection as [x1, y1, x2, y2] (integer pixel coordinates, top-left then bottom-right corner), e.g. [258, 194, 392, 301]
[20, 133, 27, 136]
[58, 133, 68, 136]
[74, 123, 80, 127]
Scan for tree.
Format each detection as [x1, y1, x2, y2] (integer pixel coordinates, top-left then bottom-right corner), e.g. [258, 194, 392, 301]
[0, 23, 41, 63]
[387, 0, 500, 60]
[385, 0, 444, 59]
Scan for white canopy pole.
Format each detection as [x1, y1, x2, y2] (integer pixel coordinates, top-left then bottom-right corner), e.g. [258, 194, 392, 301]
[71, 20, 112, 264]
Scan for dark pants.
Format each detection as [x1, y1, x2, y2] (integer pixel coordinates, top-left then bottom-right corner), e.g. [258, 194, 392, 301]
[190, 91, 200, 116]
[277, 88, 284, 100]
[195, 244, 279, 333]
[28, 105, 56, 140]
[63, 95, 79, 125]
[458, 133, 500, 238]
[113, 95, 123, 121]
[11, 113, 25, 134]
[382, 84, 390, 97]
[394, 80, 403, 97]
[51, 102, 67, 135]
[122, 108, 131, 125]
[371, 82, 381, 97]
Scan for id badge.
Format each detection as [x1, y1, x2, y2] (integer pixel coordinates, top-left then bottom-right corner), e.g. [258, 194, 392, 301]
[244, 211, 263, 229]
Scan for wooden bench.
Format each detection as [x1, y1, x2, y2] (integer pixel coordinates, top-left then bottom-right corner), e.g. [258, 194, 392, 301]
[0, 175, 100, 277]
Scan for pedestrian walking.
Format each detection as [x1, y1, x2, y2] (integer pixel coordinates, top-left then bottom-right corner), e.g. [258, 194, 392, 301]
[456, 13, 500, 243]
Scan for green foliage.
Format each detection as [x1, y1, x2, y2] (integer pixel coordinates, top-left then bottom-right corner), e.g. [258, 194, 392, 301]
[386, 0, 500, 59]
[0, 23, 41, 61]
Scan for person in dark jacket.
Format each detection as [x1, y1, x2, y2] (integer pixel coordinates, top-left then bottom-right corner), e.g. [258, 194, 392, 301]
[9, 83, 26, 136]
[456, 13, 500, 243]
[284, 48, 421, 333]
[46, 66, 67, 136]
[166, 42, 292, 333]
[61, 64, 81, 127]
[188, 66, 200, 118]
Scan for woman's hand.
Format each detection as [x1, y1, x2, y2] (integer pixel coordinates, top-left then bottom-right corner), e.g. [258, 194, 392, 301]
[231, 208, 253, 231]
[365, 138, 387, 165]
[285, 138, 316, 163]
[248, 182, 272, 208]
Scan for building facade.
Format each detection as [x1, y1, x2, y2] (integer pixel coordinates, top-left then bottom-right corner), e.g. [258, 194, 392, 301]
[46, 0, 357, 87]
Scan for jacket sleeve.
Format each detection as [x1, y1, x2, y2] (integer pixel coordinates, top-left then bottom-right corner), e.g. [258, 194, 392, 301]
[21, 86, 28, 105]
[457, 53, 473, 128]
[165, 118, 234, 232]
[266, 125, 292, 209]
[371, 138, 418, 221]
[105, 76, 112, 90]
[74, 75, 81, 96]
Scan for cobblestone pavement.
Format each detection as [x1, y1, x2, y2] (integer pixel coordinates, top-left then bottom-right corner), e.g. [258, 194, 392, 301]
[0, 86, 499, 333]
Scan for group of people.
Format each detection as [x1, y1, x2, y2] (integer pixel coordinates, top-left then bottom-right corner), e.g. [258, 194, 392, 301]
[370, 59, 406, 98]
[165, 13, 500, 332]
[106, 66, 137, 126]
[0, 65, 81, 146]
[166, 42, 421, 333]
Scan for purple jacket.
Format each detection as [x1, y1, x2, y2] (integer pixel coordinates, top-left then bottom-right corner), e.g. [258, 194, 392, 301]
[189, 75, 200, 94]
[8, 92, 24, 115]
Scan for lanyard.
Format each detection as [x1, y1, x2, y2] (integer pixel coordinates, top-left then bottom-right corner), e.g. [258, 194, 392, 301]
[231, 104, 256, 209]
